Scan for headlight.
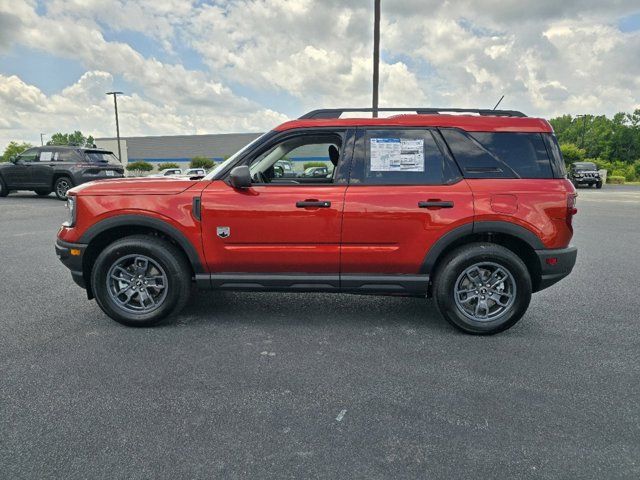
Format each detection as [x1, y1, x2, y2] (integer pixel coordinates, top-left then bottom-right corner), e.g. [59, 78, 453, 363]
[64, 196, 77, 227]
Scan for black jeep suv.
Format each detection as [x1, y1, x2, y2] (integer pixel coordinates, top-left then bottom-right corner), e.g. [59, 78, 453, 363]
[0, 146, 124, 200]
[568, 161, 602, 189]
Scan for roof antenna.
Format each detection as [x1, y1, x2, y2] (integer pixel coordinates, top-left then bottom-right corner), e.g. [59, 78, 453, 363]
[493, 95, 505, 110]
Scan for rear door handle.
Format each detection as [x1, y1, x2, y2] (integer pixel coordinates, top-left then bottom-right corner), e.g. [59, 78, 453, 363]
[418, 200, 454, 209]
[296, 200, 331, 208]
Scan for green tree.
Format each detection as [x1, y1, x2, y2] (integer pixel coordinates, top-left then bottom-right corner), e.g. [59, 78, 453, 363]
[559, 143, 586, 164]
[47, 131, 95, 147]
[1, 141, 33, 162]
[157, 162, 181, 170]
[126, 161, 153, 172]
[190, 156, 215, 170]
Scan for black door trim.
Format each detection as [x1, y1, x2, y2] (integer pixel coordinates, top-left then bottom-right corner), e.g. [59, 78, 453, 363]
[198, 273, 429, 295]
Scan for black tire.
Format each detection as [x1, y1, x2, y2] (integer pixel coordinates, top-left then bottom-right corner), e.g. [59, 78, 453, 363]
[433, 243, 532, 335]
[35, 189, 51, 196]
[596, 181, 603, 189]
[91, 235, 192, 327]
[54, 176, 73, 200]
[0, 176, 8, 197]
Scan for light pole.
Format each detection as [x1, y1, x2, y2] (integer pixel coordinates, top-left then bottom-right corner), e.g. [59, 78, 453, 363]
[106, 91, 123, 163]
[40, 133, 45, 146]
[372, 0, 380, 117]
[576, 114, 587, 149]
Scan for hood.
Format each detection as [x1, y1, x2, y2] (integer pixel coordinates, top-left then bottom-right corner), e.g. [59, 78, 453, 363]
[70, 176, 199, 196]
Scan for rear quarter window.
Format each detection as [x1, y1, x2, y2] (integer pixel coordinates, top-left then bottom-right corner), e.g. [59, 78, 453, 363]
[441, 129, 554, 179]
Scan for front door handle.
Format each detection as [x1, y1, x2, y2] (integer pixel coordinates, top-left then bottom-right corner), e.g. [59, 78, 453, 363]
[296, 200, 331, 208]
[418, 200, 454, 209]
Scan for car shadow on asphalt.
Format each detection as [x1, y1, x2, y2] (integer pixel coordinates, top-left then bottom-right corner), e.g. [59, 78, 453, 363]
[174, 289, 452, 332]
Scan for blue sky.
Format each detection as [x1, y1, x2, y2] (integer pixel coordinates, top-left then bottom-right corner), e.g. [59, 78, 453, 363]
[1, 1, 639, 148]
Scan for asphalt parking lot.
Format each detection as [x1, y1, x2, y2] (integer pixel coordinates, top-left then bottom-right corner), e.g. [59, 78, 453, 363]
[1, 186, 639, 479]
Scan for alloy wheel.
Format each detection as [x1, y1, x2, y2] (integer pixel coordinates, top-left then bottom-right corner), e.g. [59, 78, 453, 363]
[106, 254, 168, 314]
[454, 262, 517, 322]
[56, 179, 71, 198]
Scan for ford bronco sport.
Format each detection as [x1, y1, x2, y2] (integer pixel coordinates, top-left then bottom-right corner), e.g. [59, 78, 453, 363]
[56, 108, 577, 334]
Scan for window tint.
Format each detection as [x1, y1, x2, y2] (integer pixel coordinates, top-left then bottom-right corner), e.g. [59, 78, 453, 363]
[56, 150, 79, 162]
[542, 134, 566, 178]
[85, 151, 120, 165]
[352, 129, 447, 185]
[470, 132, 552, 178]
[17, 149, 38, 162]
[441, 129, 553, 179]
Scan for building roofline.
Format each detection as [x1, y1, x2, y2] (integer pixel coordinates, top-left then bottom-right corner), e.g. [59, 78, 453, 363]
[95, 132, 263, 141]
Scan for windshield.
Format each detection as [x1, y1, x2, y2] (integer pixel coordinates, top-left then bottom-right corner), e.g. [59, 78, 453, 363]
[574, 163, 597, 171]
[204, 132, 270, 180]
[85, 151, 120, 165]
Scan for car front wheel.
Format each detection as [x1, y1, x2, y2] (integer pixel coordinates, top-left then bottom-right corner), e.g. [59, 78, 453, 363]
[54, 176, 73, 200]
[91, 235, 191, 327]
[433, 243, 532, 335]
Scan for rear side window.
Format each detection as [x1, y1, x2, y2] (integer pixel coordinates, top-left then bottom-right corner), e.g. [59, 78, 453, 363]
[441, 129, 554, 179]
[351, 129, 455, 185]
[85, 151, 120, 165]
[542, 133, 567, 178]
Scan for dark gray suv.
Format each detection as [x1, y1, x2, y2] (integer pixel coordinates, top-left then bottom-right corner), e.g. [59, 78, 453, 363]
[0, 146, 124, 200]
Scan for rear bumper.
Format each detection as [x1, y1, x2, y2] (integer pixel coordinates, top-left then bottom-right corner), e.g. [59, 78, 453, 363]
[534, 246, 577, 292]
[55, 239, 87, 289]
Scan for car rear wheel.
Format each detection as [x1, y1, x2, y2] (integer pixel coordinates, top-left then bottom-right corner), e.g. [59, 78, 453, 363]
[54, 176, 73, 200]
[0, 176, 8, 197]
[91, 235, 192, 327]
[35, 189, 51, 196]
[433, 243, 532, 335]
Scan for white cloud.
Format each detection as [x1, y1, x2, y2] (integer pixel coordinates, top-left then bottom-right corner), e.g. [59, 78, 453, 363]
[1, 0, 640, 149]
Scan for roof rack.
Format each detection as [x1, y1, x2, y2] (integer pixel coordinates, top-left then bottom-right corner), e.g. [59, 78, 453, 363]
[299, 107, 527, 119]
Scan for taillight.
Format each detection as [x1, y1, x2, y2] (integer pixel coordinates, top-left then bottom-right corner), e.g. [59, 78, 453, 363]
[566, 193, 577, 228]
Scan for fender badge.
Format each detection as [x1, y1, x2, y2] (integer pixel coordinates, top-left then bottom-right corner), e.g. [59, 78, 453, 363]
[216, 226, 230, 238]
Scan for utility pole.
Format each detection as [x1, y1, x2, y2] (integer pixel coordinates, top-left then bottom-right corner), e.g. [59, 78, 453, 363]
[106, 91, 124, 163]
[372, 0, 380, 117]
[40, 133, 45, 146]
[576, 114, 587, 149]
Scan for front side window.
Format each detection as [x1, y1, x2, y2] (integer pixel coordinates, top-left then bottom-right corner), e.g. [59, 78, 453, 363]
[16, 149, 38, 163]
[248, 133, 343, 184]
[351, 129, 451, 185]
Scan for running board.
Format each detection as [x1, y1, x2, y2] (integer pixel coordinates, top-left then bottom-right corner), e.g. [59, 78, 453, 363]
[195, 273, 429, 295]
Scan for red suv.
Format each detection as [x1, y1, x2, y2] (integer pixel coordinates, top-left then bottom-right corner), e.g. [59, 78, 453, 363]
[56, 108, 577, 334]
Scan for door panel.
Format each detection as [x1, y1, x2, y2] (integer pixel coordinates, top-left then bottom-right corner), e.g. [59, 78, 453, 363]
[201, 180, 346, 273]
[341, 127, 474, 275]
[2, 163, 28, 188]
[30, 150, 55, 187]
[341, 182, 474, 274]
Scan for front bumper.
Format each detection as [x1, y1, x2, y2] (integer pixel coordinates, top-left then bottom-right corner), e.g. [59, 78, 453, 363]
[55, 238, 87, 289]
[534, 246, 577, 292]
[574, 177, 600, 184]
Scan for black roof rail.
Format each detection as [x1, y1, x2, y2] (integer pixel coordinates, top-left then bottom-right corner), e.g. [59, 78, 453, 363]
[299, 107, 527, 119]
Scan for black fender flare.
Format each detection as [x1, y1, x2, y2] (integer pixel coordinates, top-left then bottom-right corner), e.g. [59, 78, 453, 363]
[420, 221, 544, 274]
[79, 214, 205, 273]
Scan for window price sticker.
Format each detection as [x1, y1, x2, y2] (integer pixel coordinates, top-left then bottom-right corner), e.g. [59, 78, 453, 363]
[370, 138, 424, 172]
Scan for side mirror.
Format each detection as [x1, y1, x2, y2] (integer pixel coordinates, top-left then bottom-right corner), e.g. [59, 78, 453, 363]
[9, 156, 18, 164]
[229, 165, 252, 189]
